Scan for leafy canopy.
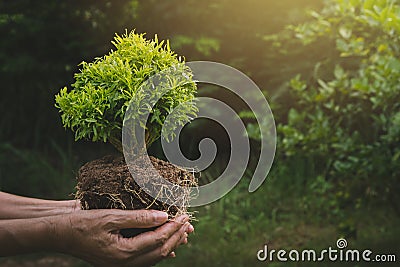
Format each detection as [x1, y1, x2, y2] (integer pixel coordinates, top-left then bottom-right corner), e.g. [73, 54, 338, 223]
[55, 30, 197, 152]
[248, 0, 400, 214]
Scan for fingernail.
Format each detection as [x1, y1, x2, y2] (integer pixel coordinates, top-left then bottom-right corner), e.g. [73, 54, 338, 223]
[183, 221, 190, 230]
[169, 251, 176, 258]
[155, 211, 168, 223]
[187, 224, 194, 233]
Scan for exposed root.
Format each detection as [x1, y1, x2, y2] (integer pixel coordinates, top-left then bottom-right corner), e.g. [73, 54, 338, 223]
[75, 155, 198, 221]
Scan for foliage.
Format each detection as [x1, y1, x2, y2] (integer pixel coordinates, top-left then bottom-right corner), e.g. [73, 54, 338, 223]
[249, 0, 400, 216]
[1, 1, 400, 266]
[157, 172, 400, 267]
[0, 0, 139, 149]
[0, 143, 78, 199]
[55, 31, 197, 152]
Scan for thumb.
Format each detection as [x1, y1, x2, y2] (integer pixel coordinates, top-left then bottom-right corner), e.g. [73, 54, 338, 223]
[102, 209, 168, 230]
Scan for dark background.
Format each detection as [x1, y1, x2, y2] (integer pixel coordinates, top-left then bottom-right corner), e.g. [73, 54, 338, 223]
[0, 1, 398, 266]
[0, 0, 322, 197]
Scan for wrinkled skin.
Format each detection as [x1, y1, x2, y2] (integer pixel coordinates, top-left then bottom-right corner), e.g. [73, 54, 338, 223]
[0, 192, 194, 266]
[60, 210, 192, 266]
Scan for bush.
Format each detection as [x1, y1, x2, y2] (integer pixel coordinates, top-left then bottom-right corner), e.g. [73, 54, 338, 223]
[55, 30, 197, 152]
[250, 0, 400, 216]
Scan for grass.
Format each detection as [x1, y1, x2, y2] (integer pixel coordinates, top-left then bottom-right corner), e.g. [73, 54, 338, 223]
[0, 150, 398, 267]
[157, 167, 400, 267]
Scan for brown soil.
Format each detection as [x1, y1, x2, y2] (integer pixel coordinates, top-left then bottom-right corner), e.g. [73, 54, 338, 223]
[76, 155, 196, 237]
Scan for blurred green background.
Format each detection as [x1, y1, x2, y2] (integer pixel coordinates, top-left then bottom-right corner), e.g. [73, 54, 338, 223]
[0, 0, 399, 266]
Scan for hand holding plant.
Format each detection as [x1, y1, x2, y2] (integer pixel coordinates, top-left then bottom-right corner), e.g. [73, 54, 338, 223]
[55, 30, 198, 239]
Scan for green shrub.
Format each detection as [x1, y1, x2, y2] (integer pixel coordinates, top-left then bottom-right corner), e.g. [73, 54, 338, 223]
[55, 30, 197, 152]
[250, 0, 400, 216]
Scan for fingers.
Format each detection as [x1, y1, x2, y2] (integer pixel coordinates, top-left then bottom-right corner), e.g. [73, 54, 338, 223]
[101, 209, 169, 230]
[187, 223, 194, 234]
[121, 215, 189, 253]
[132, 221, 190, 266]
[179, 230, 188, 245]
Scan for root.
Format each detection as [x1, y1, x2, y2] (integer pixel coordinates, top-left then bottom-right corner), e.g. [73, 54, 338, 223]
[75, 155, 199, 221]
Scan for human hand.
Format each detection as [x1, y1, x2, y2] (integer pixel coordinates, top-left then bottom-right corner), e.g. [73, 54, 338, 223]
[55, 209, 193, 267]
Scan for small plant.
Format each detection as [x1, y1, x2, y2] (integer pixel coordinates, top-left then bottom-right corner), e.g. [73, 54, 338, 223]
[55, 30, 197, 152]
[55, 30, 198, 236]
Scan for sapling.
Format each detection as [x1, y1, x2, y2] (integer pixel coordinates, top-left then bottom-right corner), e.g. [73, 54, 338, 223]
[55, 30, 198, 236]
